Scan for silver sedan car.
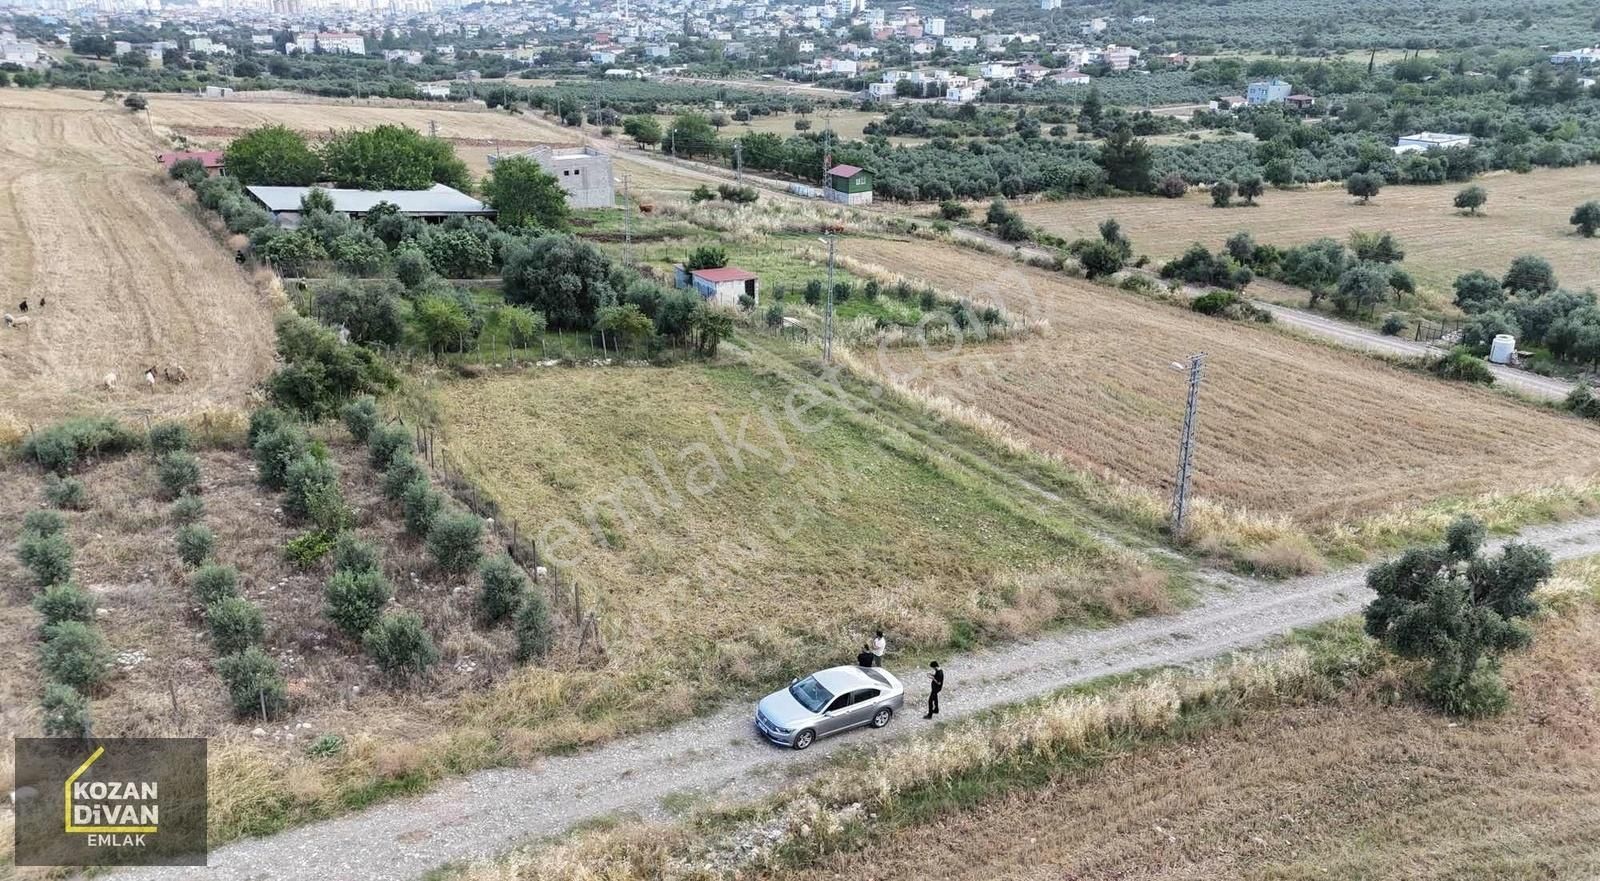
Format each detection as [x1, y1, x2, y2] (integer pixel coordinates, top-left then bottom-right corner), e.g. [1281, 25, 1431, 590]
[755, 665, 905, 750]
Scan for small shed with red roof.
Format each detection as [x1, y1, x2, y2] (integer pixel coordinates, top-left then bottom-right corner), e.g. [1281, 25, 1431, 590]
[157, 150, 226, 177]
[824, 163, 873, 205]
[675, 264, 760, 309]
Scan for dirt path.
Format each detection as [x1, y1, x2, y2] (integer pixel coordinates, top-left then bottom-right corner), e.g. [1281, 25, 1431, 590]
[0, 93, 279, 428]
[118, 516, 1600, 881]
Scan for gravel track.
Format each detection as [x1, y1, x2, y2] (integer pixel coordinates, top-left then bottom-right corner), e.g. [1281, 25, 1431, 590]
[120, 515, 1600, 881]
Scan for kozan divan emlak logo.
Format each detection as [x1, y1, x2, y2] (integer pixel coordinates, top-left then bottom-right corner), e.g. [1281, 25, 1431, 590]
[13, 737, 208, 867]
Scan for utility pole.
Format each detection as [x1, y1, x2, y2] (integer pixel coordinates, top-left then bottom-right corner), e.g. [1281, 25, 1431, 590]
[622, 172, 634, 265]
[733, 139, 743, 183]
[1169, 353, 1204, 538]
[820, 232, 837, 364]
[429, 118, 437, 138]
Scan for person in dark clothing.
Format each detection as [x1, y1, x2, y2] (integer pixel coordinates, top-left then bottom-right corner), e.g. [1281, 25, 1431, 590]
[856, 644, 875, 667]
[924, 661, 944, 718]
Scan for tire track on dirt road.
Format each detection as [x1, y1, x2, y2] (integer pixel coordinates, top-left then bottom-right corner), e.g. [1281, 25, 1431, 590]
[117, 516, 1600, 881]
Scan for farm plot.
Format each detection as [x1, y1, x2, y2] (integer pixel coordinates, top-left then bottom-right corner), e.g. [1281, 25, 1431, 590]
[0, 90, 278, 431]
[144, 91, 564, 144]
[790, 606, 1600, 881]
[1016, 165, 1600, 306]
[434, 364, 1166, 682]
[834, 236, 1600, 525]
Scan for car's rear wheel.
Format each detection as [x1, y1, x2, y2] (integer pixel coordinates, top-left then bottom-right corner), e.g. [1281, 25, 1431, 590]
[792, 729, 816, 750]
[871, 707, 893, 729]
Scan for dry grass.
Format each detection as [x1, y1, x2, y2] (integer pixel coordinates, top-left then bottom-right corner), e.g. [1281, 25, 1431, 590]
[141, 89, 568, 144]
[0, 90, 280, 427]
[1017, 165, 1600, 308]
[830, 235, 1600, 529]
[431, 363, 1157, 681]
[795, 609, 1600, 881]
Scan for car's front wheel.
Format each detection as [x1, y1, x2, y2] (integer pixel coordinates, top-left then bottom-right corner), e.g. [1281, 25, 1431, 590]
[871, 707, 893, 728]
[792, 729, 816, 750]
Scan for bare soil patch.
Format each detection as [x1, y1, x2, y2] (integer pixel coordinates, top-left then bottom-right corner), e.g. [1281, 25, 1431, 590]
[0, 91, 278, 430]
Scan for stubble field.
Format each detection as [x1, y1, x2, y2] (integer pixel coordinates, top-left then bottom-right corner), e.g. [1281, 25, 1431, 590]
[835, 235, 1600, 524]
[792, 607, 1600, 881]
[1016, 165, 1600, 305]
[0, 89, 279, 431]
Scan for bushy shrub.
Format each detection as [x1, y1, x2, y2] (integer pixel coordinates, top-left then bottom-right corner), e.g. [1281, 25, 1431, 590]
[367, 424, 412, 471]
[23, 416, 140, 473]
[324, 568, 392, 637]
[176, 523, 216, 567]
[1430, 347, 1496, 385]
[171, 493, 205, 524]
[1564, 385, 1600, 421]
[41, 682, 91, 738]
[427, 509, 484, 574]
[283, 453, 338, 521]
[39, 621, 110, 690]
[32, 583, 94, 630]
[1380, 313, 1408, 336]
[340, 396, 380, 442]
[252, 423, 308, 491]
[23, 508, 67, 537]
[284, 530, 336, 567]
[148, 421, 192, 455]
[514, 588, 554, 663]
[1190, 290, 1239, 315]
[477, 555, 527, 625]
[217, 646, 287, 718]
[208, 596, 267, 656]
[156, 450, 202, 499]
[18, 531, 73, 588]
[248, 407, 289, 447]
[1155, 173, 1188, 198]
[331, 532, 381, 574]
[401, 479, 442, 537]
[43, 474, 89, 510]
[362, 611, 439, 679]
[383, 453, 425, 501]
[190, 563, 239, 606]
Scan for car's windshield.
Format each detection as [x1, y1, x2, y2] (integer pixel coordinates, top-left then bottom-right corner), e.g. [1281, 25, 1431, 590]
[788, 676, 832, 713]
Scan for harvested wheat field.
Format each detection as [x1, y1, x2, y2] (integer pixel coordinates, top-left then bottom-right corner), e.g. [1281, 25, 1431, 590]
[836, 236, 1600, 524]
[0, 90, 278, 430]
[1017, 165, 1600, 304]
[144, 90, 577, 149]
[792, 609, 1600, 881]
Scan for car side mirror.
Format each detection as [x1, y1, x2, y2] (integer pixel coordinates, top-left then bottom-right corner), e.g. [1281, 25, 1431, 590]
[790, 677, 799, 685]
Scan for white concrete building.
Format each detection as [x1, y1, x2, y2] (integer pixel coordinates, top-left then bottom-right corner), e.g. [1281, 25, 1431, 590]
[1393, 132, 1472, 154]
[942, 35, 977, 51]
[516, 145, 616, 210]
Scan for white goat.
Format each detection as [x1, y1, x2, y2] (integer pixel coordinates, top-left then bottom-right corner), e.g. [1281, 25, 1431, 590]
[3, 313, 30, 328]
[104, 371, 117, 391]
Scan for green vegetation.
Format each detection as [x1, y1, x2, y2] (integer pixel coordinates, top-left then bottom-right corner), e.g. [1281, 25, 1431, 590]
[1364, 516, 1550, 716]
[481, 156, 570, 230]
[176, 523, 217, 567]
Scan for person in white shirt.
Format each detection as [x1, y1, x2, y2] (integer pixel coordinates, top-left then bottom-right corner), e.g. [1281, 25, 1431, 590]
[870, 630, 886, 666]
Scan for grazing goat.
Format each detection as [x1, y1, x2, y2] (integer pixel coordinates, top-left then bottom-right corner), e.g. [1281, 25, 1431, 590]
[163, 365, 190, 384]
[104, 371, 117, 391]
[17, 300, 28, 312]
[144, 366, 157, 389]
[4, 313, 31, 328]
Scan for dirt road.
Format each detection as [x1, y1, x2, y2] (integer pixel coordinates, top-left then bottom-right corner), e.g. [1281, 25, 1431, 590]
[119, 516, 1600, 881]
[0, 91, 278, 428]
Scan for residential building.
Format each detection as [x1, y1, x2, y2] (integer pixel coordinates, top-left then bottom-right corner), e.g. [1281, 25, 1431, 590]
[1550, 46, 1600, 65]
[980, 60, 1017, 79]
[1080, 17, 1106, 35]
[1100, 45, 1138, 71]
[316, 32, 367, 55]
[201, 85, 235, 97]
[514, 145, 616, 209]
[946, 80, 985, 103]
[1393, 132, 1471, 153]
[1285, 93, 1315, 110]
[824, 163, 873, 205]
[245, 184, 494, 228]
[1040, 0, 1061, 9]
[419, 84, 452, 98]
[1245, 78, 1292, 105]
[926, 17, 945, 35]
[942, 35, 977, 51]
[1053, 68, 1090, 85]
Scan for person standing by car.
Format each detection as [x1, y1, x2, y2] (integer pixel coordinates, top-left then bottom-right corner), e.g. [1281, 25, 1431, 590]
[856, 643, 875, 667]
[870, 630, 887, 667]
[924, 661, 944, 718]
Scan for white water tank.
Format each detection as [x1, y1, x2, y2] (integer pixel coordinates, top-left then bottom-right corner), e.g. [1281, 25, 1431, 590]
[1489, 334, 1515, 365]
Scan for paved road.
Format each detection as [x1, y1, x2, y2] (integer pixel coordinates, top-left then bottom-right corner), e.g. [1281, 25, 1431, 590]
[1254, 302, 1578, 401]
[119, 517, 1600, 881]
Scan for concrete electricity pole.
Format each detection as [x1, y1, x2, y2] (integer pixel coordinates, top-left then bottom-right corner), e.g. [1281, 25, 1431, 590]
[733, 140, 743, 183]
[1169, 353, 1205, 537]
[622, 172, 634, 265]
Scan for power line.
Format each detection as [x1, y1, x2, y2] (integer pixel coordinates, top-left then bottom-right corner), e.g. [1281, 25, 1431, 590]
[1170, 353, 1204, 537]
